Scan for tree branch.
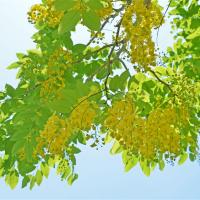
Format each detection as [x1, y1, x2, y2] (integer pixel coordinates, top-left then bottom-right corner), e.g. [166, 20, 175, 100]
[104, 18, 123, 99]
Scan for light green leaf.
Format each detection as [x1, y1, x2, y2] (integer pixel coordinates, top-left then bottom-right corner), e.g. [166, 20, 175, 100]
[41, 163, 50, 178]
[67, 173, 78, 185]
[12, 140, 25, 155]
[0, 168, 3, 177]
[159, 160, 165, 171]
[5, 84, 15, 97]
[30, 176, 36, 190]
[187, 27, 200, 39]
[0, 92, 5, 100]
[104, 134, 112, 144]
[140, 160, 151, 177]
[87, 0, 104, 10]
[25, 142, 33, 162]
[110, 71, 129, 91]
[72, 44, 87, 54]
[154, 66, 167, 75]
[142, 80, 155, 94]
[5, 171, 19, 190]
[6, 62, 20, 70]
[36, 170, 43, 186]
[53, 0, 75, 11]
[110, 140, 122, 155]
[178, 153, 188, 165]
[58, 11, 81, 34]
[124, 156, 138, 172]
[135, 72, 147, 82]
[82, 10, 101, 31]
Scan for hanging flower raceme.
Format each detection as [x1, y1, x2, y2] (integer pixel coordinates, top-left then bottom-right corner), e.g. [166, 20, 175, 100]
[28, 0, 63, 28]
[104, 96, 195, 161]
[35, 99, 97, 157]
[122, 0, 163, 69]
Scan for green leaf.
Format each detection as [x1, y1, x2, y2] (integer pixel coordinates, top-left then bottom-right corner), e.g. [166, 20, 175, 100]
[72, 44, 87, 54]
[10, 129, 30, 142]
[58, 11, 81, 34]
[5, 84, 15, 97]
[62, 32, 73, 49]
[67, 173, 78, 185]
[16, 53, 25, 60]
[62, 166, 71, 180]
[70, 154, 76, 166]
[142, 80, 155, 94]
[187, 27, 200, 39]
[159, 160, 165, 171]
[135, 72, 146, 82]
[178, 153, 188, 165]
[5, 171, 19, 190]
[82, 10, 101, 31]
[41, 163, 50, 178]
[22, 176, 30, 188]
[48, 79, 91, 113]
[36, 170, 43, 186]
[150, 161, 156, 172]
[154, 66, 167, 75]
[71, 145, 81, 154]
[110, 141, 122, 155]
[30, 176, 36, 190]
[124, 156, 138, 172]
[6, 62, 20, 70]
[87, 0, 104, 10]
[18, 161, 36, 176]
[24, 142, 33, 162]
[140, 160, 150, 176]
[137, 100, 152, 116]
[77, 132, 86, 145]
[0, 168, 4, 177]
[104, 134, 112, 144]
[27, 49, 42, 57]
[48, 157, 56, 167]
[53, 0, 76, 11]
[110, 71, 129, 91]
[12, 140, 25, 155]
[0, 92, 5, 100]
[189, 153, 196, 162]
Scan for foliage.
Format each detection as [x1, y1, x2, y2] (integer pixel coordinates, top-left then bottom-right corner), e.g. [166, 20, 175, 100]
[0, 0, 199, 189]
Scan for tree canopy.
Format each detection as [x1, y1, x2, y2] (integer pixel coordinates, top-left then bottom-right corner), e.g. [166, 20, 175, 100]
[0, 0, 199, 189]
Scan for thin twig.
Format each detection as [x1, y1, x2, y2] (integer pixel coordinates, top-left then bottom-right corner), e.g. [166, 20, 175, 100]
[69, 89, 105, 115]
[149, 69, 173, 93]
[156, 0, 173, 43]
[104, 18, 123, 99]
[118, 58, 130, 75]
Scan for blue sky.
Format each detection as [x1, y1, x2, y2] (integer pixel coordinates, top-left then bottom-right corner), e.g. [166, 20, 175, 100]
[0, 0, 200, 199]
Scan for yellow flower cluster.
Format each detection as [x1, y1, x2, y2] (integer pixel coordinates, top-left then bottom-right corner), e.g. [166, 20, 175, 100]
[28, 0, 113, 29]
[40, 48, 74, 99]
[35, 100, 97, 157]
[28, 0, 63, 28]
[40, 74, 65, 99]
[104, 97, 190, 160]
[122, 0, 163, 69]
[68, 99, 97, 131]
[171, 73, 198, 107]
[96, 1, 113, 19]
[48, 48, 73, 69]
